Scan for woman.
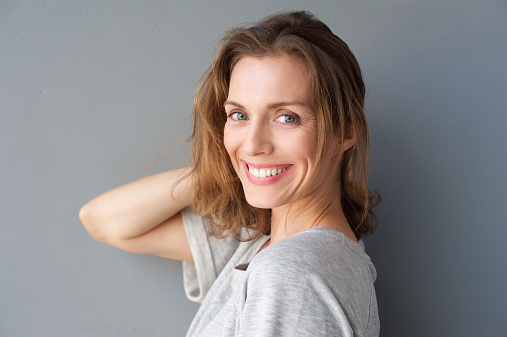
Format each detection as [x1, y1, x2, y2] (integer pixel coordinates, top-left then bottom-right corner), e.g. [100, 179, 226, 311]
[80, 11, 380, 336]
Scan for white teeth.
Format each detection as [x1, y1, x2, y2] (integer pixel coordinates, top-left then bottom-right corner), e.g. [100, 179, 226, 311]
[247, 166, 288, 178]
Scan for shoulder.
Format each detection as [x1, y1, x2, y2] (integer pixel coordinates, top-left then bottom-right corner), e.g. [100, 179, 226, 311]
[249, 227, 375, 282]
[239, 227, 379, 336]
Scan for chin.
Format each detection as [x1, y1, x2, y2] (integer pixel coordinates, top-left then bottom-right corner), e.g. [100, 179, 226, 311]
[244, 194, 269, 209]
[243, 191, 285, 210]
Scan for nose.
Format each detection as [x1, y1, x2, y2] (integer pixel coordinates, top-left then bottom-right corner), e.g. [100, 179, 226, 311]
[243, 120, 274, 156]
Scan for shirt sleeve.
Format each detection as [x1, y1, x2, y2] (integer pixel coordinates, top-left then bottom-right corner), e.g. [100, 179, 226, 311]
[237, 260, 355, 336]
[235, 231, 378, 337]
[180, 207, 239, 303]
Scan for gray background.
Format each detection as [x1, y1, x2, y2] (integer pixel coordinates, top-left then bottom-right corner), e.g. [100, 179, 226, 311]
[1, 1, 506, 336]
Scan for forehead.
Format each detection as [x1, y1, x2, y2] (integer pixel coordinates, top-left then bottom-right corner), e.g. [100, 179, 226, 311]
[227, 55, 314, 108]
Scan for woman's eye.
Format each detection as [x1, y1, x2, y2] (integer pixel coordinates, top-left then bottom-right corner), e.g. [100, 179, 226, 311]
[228, 112, 248, 121]
[276, 114, 298, 124]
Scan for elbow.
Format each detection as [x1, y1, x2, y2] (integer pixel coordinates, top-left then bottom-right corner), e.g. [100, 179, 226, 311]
[79, 201, 109, 243]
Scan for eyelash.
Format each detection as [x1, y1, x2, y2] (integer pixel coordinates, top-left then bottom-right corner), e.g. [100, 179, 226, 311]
[227, 111, 300, 124]
[227, 112, 248, 121]
[276, 114, 299, 124]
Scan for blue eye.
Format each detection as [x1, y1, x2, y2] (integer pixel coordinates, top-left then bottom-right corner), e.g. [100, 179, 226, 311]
[277, 114, 298, 124]
[229, 112, 248, 121]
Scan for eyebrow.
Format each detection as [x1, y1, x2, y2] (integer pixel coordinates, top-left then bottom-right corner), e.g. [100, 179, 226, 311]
[224, 100, 308, 109]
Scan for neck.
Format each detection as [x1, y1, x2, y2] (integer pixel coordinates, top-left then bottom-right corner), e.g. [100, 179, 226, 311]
[268, 189, 357, 246]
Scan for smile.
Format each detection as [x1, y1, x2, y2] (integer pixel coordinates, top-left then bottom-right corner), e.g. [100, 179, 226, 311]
[248, 166, 288, 178]
[242, 161, 292, 185]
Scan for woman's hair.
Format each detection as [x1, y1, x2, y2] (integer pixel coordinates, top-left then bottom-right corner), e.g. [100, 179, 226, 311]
[189, 10, 379, 240]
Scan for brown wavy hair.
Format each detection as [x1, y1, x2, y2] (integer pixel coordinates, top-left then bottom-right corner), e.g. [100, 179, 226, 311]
[188, 11, 379, 240]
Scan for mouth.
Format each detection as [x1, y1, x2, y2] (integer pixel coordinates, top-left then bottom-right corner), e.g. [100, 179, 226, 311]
[243, 161, 292, 179]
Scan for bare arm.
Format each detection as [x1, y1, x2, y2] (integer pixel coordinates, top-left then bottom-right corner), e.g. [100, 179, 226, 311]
[79, 167, 194, 261]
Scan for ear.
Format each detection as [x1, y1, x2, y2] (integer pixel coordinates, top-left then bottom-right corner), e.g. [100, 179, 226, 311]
[341, 123, 361, 153]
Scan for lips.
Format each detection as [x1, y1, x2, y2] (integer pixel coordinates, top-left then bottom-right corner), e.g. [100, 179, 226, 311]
[248, 166, 288, 178]
[241, 161, 292, 185]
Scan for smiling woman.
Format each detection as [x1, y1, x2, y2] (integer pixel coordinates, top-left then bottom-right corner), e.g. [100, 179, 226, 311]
[224, 56, 318, 205]
[223, 55, 361, 244]
[80, 10, 380, 337]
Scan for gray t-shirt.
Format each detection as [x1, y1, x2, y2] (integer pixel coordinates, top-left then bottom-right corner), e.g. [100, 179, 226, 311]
[181, 208, 379, 337]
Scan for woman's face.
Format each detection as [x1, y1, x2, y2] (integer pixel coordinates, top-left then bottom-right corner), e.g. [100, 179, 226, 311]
[223, 55, 338, 209]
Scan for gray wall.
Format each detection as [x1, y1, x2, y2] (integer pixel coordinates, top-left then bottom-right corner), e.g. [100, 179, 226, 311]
[1, 1, 506, 336]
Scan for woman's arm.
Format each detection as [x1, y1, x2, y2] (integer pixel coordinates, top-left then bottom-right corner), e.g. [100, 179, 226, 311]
[79, 167, 194, 261]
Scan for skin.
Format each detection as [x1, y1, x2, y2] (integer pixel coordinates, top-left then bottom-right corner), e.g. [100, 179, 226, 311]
[80, 168, 194, 261]
[224, 55, 357, 245]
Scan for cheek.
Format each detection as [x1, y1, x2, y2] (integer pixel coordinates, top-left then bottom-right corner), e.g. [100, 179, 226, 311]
[223, 127, 238, 163]
[293, 132, 318, 162]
